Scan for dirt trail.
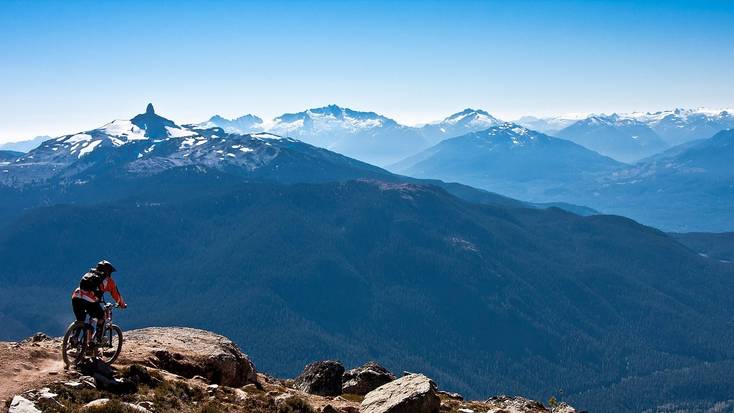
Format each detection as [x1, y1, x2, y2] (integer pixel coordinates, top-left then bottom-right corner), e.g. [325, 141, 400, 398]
[0, 339, 70, 404]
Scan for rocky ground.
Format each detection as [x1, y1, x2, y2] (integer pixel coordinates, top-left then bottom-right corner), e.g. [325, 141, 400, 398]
[1, 328, 580, 413]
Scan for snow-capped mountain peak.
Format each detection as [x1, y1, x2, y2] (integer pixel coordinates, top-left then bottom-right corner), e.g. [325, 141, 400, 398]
[197, 114, 265, 134]
[267, 105, 399, 139]
[417, 108, 504, 146]
[440, 108, 502, 127]
[466, 122, 546, 147]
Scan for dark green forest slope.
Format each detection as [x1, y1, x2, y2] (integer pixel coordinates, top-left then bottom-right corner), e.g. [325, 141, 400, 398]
[1, 176, 733, 412]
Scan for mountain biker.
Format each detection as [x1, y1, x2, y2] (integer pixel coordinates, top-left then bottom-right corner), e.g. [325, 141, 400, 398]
[71, 260, 127, 342]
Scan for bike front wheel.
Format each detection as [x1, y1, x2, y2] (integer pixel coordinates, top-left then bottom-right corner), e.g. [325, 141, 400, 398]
[98, 325, 123, 365]
[61, 321, 89, 367]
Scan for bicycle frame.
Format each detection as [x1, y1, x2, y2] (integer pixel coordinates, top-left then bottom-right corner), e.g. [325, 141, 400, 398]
[85, 302, 117, 346]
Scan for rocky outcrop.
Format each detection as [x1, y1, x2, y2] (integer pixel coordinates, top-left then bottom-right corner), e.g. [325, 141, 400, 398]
[1, 327, 579, 413]
[294, 360, 345, 396]
[485, 395, 549, 413]
[342, 362, 396, 395]
[360, 373, 440, 413]
[8, 396, 42, 413]
[119, 327, 257, 387]
[552, 402, 578, 413]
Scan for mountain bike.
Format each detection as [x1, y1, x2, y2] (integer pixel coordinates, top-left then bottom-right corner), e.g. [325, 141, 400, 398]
[61, 302, 123, 367]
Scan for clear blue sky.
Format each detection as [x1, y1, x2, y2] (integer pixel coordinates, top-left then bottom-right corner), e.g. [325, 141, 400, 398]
[1, 0, 733, 141]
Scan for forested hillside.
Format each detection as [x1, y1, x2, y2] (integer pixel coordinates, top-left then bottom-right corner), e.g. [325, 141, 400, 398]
[1, 176, 733, 412]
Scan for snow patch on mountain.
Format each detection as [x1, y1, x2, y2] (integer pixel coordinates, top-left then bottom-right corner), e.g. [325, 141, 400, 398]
[98, 120, 148, 144]
[78, 140, 102, 158]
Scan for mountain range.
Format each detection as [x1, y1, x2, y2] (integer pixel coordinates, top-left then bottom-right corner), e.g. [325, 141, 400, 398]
[554, 114, 668, 162]
[0, 105, 549, 225]
[3, 104, 733, 231]
[199, 106, 503, 166]
[392, 124, 734, 231]
[2, 105, 734, 412]
[592, 129, 734, 231]
[517, 108, 734, 162]
[5, 106, 732, 167]
[190, 106, 734, 165]
[390, 123, 623, 200]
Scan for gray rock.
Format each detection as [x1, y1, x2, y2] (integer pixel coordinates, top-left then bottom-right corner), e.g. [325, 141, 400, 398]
[437, 390, 463, 400]
[121, 327, 258, 387]
[552, 402, 578, 413]
[342, 362, 396, 395]
[485, 395, 550, 412]
[8, 396, 41, 413]
[294, 360, 345, 396]
[82, 399, 152, 413]
[28, 333, 49, 343]
[360, 373, 440, 413]
[77, 357, 137, 394]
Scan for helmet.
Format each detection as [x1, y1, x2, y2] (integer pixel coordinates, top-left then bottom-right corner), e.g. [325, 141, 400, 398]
[96, 260, 117, 275]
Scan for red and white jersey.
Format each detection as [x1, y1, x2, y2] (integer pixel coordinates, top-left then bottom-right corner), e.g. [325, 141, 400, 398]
[71, 275, 124, 305]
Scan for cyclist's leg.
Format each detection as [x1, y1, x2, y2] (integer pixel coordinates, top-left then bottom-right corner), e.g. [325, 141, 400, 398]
[87, 302, 105, 342]
[71, 298, 87, 343]
[72, 298, 87, 321]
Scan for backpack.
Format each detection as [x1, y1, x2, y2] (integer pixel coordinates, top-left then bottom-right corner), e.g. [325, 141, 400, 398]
[79, 270, 105, 292]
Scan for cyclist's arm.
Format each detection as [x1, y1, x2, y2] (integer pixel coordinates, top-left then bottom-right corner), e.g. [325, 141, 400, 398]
[102, 276, 126, 307]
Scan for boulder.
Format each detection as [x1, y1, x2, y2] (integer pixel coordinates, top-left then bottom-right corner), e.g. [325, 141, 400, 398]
[342, 362, 396, 395]
[552, 402, 577, 413]
[294, 360, 345, 396]
[82, 398, 151, 413]
[485, 395, 550, 413]
[8, 396, 41, 413]
[77, 358, 137, 394]
[119, 327, 258, 387]
[122, 364, 156, 386]
[360, 374, 440, 413]
[28, 333, 50, 343]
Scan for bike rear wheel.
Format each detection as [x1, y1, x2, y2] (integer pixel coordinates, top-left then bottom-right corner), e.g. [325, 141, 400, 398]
[98, 325, 123, 364]
[61, 321, 89, 367]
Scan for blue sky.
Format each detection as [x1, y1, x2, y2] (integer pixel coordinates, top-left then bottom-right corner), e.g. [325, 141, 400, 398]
[1, 0, 733, 141]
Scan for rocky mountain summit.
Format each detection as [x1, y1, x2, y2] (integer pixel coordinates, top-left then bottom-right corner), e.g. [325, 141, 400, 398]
[0, 104, 392, 188]
[1, 327, 580, 413]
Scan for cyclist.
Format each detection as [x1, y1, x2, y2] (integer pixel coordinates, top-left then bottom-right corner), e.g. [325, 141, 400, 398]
[71, 260, 127, 343]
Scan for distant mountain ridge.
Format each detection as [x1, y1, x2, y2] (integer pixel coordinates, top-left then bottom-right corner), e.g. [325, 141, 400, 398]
[517, 108, 734, 161]
[0, 135, 52, 153]
[555, 114, 668, 162]
[393, 126, 734, 231]
[8, 106, 732, 165]
[629, 108, 734, 145]
[390, 123, 623, 201]
[201, 106, 506, 165]
[3, 104, 581, 224]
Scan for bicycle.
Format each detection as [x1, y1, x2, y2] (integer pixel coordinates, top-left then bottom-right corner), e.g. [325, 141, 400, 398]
[61, 302, 124, 367]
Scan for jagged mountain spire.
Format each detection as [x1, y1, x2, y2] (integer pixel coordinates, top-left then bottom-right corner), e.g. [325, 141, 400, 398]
[131, 103, 176, 139]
